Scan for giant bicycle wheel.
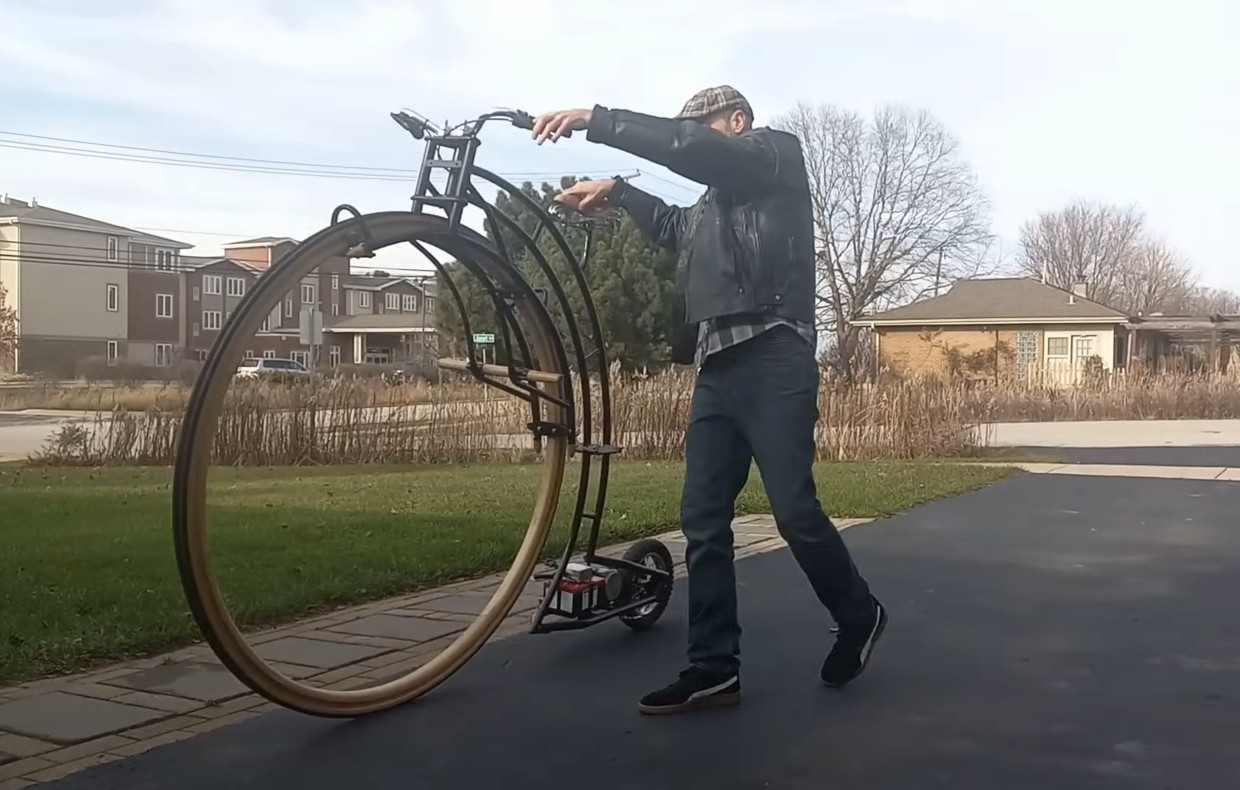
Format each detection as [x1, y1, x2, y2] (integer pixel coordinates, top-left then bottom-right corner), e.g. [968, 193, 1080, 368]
[172, 212, 573, 717]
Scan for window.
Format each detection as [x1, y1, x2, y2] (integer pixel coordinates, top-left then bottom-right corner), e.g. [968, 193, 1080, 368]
[192, 322, 200, 337]
[202, 310, 222, 330]
[328, 346, 341, 366]
[358, 291, 372, 308]
[402, 294, 418, 312]
[331, 302, 339, 316]
[155, 343, 173, 367]
[259, 317, 270, 333]
[156, 293, 173, 318]
[243, 350, 254, 359]
[191, 286, 200, 301]
[331, 274, 339, 290]
[262, 349, 276, 359]
[1046, 337, 1070, 357]
[106, 237, 119, 262]
[196, 349, 208, 361]
[105, 284, 119, 312]
[106, 340, 118, 364]
[425, 296, 435, 315]
[284, 299, 293, 318]
[156, 249, 176, 271]
[385, 292, 400, 310]
[226, 277, 246, 297]
[290, 350, 309, 367]
[301, 284, 316, 304]
[202, 275, 222, 295]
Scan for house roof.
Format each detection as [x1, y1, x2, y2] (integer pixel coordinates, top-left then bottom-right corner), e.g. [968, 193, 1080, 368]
[0, 197, 191, 248]
[182, 255, 264, 274]
[343, 274, 430, 292]
[325, 315, 437, 333]
[861, 277, 1129, 326]
[223, 236, 299, 248]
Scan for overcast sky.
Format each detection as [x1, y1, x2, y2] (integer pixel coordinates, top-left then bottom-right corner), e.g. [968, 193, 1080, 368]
[1, 0, 1234, 288]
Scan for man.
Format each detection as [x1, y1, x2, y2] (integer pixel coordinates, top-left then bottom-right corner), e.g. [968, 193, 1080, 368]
[532, 86, 886, 715]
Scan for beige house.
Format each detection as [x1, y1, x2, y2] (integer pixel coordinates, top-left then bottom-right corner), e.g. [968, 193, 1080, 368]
[860, 277, 1130, 387]
[0, 194, 191, 376]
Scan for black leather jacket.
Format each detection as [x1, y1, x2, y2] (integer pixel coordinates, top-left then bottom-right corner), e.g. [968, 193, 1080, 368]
[586, 105, 816, 361]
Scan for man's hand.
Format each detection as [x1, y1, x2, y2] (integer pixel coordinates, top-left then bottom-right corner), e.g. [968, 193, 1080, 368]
[554, 178, 617, 216]
[531, 108, 592, 144]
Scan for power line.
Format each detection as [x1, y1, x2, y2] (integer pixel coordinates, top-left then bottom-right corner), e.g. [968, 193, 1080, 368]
[0, 251, 438, 278]
[0, 128, 701, 195]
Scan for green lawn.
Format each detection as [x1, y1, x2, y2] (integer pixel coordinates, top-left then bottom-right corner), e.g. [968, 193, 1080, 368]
[0, 461, 1015, 685]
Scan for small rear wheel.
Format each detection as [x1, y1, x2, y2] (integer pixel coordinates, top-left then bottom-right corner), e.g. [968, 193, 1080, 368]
[619, 539, 675, 632]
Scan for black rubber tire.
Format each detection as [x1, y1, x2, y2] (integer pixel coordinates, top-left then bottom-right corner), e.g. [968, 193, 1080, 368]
[618, 539, 675, 631]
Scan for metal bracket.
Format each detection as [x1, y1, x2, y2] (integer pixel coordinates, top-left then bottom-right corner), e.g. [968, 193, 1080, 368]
[330, 204, 377, 258]
[576, 443, 622, 456]
[528, 421, 574, 439]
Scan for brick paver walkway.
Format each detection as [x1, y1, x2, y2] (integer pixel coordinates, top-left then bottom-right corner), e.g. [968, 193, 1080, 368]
[0, 515, 871, 788]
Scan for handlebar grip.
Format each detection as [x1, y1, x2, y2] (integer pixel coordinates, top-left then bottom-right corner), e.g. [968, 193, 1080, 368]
[510, 110, 572, 138]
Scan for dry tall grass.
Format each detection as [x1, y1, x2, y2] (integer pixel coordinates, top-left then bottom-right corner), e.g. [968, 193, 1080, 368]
[23, 367, 1240, 467]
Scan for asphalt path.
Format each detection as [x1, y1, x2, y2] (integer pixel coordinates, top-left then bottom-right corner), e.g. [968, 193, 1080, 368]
[44, 472, 1239, 789]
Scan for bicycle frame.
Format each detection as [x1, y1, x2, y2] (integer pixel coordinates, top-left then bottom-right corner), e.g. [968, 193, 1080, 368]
[331, 109, 672, 635]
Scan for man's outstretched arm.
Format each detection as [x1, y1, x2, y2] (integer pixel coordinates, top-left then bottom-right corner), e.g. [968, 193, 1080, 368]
[585, 106, 780, 194]
[607, 179, 686, 253]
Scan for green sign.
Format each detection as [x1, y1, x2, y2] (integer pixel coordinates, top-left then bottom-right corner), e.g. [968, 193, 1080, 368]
[473, 333, 495, 344]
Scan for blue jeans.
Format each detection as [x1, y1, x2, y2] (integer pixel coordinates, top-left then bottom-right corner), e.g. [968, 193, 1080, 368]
[681, 325, 874, 675]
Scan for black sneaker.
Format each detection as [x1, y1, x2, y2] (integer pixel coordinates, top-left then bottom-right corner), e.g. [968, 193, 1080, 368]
[638, 667, 741, 715]
[821, 597, 887, 688]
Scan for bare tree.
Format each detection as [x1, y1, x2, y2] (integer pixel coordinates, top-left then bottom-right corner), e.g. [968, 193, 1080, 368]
[773, 104, 991, 380]
[1117, 239, 1196, 316]
[1178, 286, 1240, 315]
[0, 281, 17, 373]
[1016, 200, 1146, 305]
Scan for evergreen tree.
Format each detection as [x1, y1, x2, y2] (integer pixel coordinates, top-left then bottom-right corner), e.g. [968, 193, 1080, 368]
[437, 177, 677, 372]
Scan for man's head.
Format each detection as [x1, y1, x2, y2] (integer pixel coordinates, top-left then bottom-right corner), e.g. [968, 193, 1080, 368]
[675, 85, 754, 137]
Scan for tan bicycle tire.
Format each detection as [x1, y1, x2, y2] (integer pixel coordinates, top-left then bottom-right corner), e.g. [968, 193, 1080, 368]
[172, 212, 570, 717]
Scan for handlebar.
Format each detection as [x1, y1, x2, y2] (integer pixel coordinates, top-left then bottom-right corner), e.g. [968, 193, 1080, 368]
[391, 108, 572, 140]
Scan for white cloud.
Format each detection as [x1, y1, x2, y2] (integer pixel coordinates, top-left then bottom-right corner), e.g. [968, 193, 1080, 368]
[0, 0, 1235, 287]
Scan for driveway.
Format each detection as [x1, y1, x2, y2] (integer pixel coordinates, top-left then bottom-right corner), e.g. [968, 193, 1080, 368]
[43, 471, 1240, 789]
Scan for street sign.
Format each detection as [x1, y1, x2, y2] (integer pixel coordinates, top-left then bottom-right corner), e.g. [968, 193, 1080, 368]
[472, 333, 495, 344]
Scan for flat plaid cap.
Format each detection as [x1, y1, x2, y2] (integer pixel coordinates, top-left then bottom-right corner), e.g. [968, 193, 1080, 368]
[675, 85, 754, 121]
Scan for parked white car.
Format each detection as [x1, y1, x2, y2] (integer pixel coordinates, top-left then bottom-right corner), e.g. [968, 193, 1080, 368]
[233, 357, 312, 381]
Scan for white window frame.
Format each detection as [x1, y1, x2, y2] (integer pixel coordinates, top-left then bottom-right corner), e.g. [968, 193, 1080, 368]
[154, 343, 173, 367]
[385, 292, 400, 310]
[331, 302, 339, 316]
[202, 310, 222, 331]
[259, 317, 270, 333]
[284, 299, 293, 318]
[106, 237, 119, 262]
[155, 293, 174, 318]
[202, 275, 222, 295]
[328, 345, 341, 366]
[156, 249, 176, 271]
[290, 350, 309, 367]
[226, 277, 246, 297]
[402, 294, 418, 312]
[262, 349, 276, 359]
[331, 274, 339, 290]
[358, 291, 372, 309]
[425, 296, 435, 315]
[105, 284, 119, 312]
[301, 284, 317, 304]
[196, 349, 208, 361]
[1045, 336, 1070, 359]
[106, 340, 119, 364]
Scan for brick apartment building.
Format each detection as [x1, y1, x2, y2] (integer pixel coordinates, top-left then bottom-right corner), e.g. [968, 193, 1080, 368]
[0, 195, 438, 377]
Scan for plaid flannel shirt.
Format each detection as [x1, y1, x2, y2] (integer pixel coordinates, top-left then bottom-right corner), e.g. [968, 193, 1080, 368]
[696, 312, 817, 369]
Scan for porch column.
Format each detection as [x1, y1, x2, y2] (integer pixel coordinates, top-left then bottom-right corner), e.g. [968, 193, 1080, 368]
[353, 333, 363, 364]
